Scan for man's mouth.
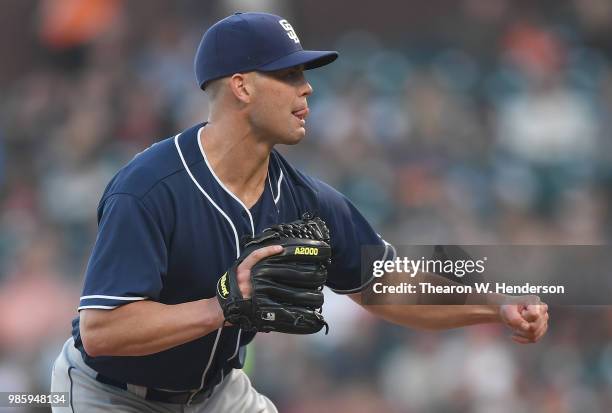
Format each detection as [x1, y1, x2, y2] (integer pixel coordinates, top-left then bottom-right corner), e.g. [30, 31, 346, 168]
[292, 108, 309, 121]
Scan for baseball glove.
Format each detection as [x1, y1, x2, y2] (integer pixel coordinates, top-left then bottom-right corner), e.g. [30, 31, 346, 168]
[216, 214, 331, 334]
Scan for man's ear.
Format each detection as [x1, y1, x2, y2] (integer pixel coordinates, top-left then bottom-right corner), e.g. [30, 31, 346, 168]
[228, 73, 254, 104]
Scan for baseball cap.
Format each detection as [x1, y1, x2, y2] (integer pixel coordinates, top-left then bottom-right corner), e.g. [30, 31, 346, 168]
[194, 12, 338, 90]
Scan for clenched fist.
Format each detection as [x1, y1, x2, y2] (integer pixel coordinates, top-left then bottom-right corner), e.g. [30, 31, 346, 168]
[500, 297, 549, 344]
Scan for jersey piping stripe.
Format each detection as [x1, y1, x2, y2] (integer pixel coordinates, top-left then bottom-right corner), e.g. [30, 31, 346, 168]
[328, 239, 395, 294]
[174, 133, 241, 259]
[197, 127, 255, 237]
[80, 295, 147, 301]
[77, 305, 117, 310]
[188, 327, 223, 405]
[382, 238, 397, 261]
[196, 128, 249, 375]
[227, 329, 242, 361]
[176, 133, 237, 398]
[274, 171, 284, 204]
[67, 366, 75, 413]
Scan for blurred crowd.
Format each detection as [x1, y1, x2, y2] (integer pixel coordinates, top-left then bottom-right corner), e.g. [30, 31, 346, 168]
[1, 0, 612, 412]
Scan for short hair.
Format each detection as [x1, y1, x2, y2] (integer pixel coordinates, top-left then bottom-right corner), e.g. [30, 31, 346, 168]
[204, 78, 224, 102]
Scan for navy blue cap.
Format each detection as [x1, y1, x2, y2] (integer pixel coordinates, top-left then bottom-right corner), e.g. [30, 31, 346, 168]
[194, 12, 338, 89]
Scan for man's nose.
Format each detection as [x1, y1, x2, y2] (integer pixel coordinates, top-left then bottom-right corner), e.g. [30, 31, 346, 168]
[301, 81, 313, 97]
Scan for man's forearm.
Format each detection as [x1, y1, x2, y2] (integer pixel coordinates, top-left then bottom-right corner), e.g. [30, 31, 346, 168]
[351, 293, 501, 330]
[352, 268, 547, 338]
[353, 270, 507, 329]
[80, 298, 224, 357]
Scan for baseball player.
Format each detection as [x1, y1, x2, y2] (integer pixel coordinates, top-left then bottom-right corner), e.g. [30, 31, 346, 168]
[50, 12, 549, 412]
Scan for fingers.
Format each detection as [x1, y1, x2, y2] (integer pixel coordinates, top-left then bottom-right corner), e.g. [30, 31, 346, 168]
[521, 307, 538, 323]
[509, 304, 549, 344]
[512, 320, 547, 342]
[511, 321, 548, 344]
[239, 245, 284, 271]
[500, 305, 530, 331]
[236, 245, 284, 298]
[521, 303, 548, 323]
[533, 316, 548, 338]
[521, 305, 548, 333]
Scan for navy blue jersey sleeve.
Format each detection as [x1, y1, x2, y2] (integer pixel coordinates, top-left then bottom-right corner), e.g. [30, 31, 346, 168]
[312, 179, 396, 294]
[78, 193, 167, 310]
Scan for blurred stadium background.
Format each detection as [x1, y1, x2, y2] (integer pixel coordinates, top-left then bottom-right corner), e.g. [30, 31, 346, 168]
[1, 0, 612, 412]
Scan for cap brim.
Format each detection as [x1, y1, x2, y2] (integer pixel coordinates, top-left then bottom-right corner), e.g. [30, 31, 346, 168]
[257, 50, 338, 72]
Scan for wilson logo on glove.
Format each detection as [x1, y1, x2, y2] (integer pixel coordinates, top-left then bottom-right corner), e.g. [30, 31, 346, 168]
[217, 273, 230, 299]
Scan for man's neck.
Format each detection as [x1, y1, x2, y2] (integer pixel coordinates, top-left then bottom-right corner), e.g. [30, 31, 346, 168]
[199, 120, 272, 209]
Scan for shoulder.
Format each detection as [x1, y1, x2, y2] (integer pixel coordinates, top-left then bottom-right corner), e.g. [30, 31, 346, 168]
[105, 138, 179, 199]
[95, 131, 193, 230]
[103, 125, 201, 202]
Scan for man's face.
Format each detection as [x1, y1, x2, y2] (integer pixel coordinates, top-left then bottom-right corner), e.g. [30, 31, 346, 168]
[247, 65, 313, 145]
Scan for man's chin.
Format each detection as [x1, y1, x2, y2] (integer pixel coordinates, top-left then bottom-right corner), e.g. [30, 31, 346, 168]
[279, 128, 306, 145]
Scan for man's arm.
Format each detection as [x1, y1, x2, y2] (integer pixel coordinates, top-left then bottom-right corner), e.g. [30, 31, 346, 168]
[80, 245, 283, 357]
[80, 298, 224, 357]
[348, 271, 549, 344]
[349, 294, 500, 328]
